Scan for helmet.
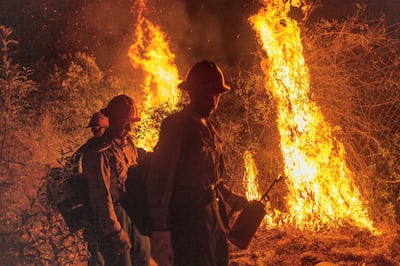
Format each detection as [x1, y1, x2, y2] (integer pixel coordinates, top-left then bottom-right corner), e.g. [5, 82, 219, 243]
[87, 112, 109, 128]
[178, 60, 231, 95]
[102, 94, 140, 122]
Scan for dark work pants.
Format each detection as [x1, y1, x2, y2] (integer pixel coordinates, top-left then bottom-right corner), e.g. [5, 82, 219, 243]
[170, 203, 228, 266]
[85, 204, 151, 266]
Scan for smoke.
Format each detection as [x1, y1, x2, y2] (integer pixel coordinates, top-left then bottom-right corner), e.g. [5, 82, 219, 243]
[1, 0, 260, 76]
[140, 0, 261, 76]
[143, 0, 192, 73]
[1, 0, 393, 74]
[60, 0, 137, 75]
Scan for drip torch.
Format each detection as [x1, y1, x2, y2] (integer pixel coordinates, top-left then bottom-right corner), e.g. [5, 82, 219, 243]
[228, 175, 283, 249]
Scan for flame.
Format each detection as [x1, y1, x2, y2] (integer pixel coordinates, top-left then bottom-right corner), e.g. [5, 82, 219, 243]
[243, 151, 261, 201]
[249, 0, 377, 233]
[128, 0, 181, 151]
[243, 150, 282, 228]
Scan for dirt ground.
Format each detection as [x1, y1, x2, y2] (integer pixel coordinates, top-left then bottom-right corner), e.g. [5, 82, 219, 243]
[228, 226, 400, 266]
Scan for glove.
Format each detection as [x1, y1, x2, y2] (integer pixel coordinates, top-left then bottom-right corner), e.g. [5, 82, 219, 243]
[149, 257, 158, 266]
[109, 229, 131, 255]
[150, 231, 173, 266]
[226, 192, 248, 211]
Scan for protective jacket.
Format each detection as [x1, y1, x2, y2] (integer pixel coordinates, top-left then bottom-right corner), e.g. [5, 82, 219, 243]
[66, 137, 99, 174]
[83, 133, 138, 236]
[147, 106, 230, 266]
[82, 133, 152, 266]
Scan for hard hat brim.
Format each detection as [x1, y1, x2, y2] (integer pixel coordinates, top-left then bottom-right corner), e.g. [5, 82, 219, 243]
[180, 82, 231, 95]
[203, 83, 231, 95]
[120, 117, 141, 123]
[212, 84, 231, 94]
[129, 117, 141, 122]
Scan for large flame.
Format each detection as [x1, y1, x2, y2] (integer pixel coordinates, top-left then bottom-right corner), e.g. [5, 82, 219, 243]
[128, 0, 181, 151]
[249, 0, 377, 233]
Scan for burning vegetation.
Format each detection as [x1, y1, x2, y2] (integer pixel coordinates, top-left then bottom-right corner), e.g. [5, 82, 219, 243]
[128, 0, 182, 151]
[0, 0, 399, 265]
[250, 0, 376, 233]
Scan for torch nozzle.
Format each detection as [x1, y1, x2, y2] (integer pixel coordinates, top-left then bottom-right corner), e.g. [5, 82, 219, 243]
[259, 174, 284, 203]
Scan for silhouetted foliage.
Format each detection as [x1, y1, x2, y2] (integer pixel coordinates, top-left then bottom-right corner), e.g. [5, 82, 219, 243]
[302, 7, 400, 224]
[0, 26, 36, 161]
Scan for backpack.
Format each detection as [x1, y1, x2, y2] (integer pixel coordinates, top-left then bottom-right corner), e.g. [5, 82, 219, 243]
[120, 148, 151, 236]
[47, 166, 91, 232]
[47, 138, 99, 231]
[48, 143, 150, 234]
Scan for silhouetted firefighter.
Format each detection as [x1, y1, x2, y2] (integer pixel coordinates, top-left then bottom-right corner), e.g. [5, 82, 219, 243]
[147, 60, 248, 266]
[82, 95, 152, 266]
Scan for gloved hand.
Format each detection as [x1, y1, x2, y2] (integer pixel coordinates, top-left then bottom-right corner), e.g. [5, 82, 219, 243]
[149, 257, 159, 266]
[226, 192, 248, 211]
[150, 231, 173, 266]
[109, 229, 131, 255]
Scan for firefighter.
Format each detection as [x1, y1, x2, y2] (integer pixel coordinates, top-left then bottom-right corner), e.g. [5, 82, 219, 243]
[87, 111, 109, 137]
[65, 111, 109, 173]
[147, 60, 248, 266]
[82, 95, 153, 266]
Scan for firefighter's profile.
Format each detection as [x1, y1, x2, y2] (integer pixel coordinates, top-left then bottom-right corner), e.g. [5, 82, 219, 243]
[147, 60, 248, 266]
[82, 94, 154, 266]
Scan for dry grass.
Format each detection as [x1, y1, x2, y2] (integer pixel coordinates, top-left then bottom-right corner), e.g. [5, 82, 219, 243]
[229, 225, 400, 265]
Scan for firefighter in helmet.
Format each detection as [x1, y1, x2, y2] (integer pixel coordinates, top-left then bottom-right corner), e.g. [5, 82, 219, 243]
[65, 112, 109, 173]
[87, 111, 109, 137]
[147, 60, 248, 266]
[82, 95, 153, 266]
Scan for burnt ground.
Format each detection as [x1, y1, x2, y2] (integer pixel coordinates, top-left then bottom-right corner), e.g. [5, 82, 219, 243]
[229, 226, 400, 266]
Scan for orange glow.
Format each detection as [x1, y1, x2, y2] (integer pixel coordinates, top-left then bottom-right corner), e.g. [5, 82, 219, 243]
[249, 0, 377, 233]
[242, 151, 281, 228]
[243, 151, 261, 201]
[128, 0, 181, 151]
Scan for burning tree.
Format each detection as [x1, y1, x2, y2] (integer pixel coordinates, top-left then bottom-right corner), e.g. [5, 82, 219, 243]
[249, 0, 377, 232]
[302, 5, 400, 226]
[221, 2, 400, 263]
[128, 0, 182, 151]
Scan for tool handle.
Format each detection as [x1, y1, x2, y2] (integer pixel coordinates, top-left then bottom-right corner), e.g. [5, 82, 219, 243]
[259, 175, 283, 202]
[227, 174, 283, 221]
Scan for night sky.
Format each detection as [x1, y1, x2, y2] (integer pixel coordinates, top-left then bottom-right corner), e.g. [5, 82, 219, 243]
[0, 0, 397, 76]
